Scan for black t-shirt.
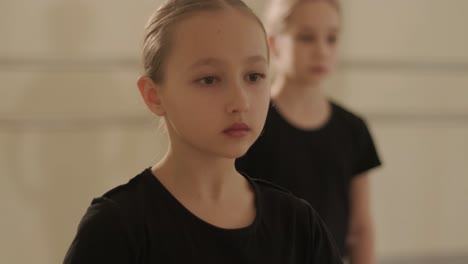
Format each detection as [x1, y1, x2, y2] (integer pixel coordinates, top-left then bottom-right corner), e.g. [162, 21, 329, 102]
[236, 102, 382, 256]
[64, 168, 343, 263]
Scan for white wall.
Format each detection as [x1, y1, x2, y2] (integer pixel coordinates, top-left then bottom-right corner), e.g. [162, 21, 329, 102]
[0, 0, 467, 263]
[1, 1, 167, 263]
[334, 0, 468, 258]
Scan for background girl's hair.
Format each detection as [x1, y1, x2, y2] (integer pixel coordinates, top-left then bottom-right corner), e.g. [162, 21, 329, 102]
[264, 0, 341, 35]
[142, 0, 268, 83]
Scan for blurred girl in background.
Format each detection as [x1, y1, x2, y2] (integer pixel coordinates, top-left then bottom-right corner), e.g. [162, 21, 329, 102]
[237, 0, 382, 263]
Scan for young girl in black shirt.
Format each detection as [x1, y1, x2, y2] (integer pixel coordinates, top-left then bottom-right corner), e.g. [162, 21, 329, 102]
[64, 0, 342, 263]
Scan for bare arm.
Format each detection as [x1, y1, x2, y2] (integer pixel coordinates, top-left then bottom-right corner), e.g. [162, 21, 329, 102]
[347, 173, 375, 264]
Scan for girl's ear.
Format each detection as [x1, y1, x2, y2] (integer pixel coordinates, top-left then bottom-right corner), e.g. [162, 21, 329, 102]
[268, 35, 279, 58]
[137, 75, 166, 116]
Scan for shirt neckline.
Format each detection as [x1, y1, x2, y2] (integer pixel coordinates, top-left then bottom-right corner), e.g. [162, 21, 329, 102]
[143, 168, 261, 234]
[270, 100, 336, 134]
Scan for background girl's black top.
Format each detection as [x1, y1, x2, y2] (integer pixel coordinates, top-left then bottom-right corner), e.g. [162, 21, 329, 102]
[236, 102, 382, 255]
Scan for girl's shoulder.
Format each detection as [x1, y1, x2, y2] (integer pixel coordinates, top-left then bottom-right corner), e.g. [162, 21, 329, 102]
[330, 101, 364, 122]
[251, 178, 291, 195]
[85, 168, 155, 228]
[330, 100, 370, 130]
[100, 169, 151, 207]
[250, 178, 312, 215]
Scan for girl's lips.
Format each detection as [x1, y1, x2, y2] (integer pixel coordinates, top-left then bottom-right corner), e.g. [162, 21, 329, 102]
[309, 65, 328, 74]
[223, 123, 251, 137]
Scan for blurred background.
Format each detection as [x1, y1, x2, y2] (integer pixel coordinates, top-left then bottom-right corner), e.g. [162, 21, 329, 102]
[0, 0, 467, 263]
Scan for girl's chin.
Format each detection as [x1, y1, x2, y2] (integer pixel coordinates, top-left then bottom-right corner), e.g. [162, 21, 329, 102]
[306, 71, 329, 81]
[298, 75, 327, 85]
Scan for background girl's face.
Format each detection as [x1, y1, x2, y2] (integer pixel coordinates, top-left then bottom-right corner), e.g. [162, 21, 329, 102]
[158, 9, 270, 159]
[273, 0, 340, 84]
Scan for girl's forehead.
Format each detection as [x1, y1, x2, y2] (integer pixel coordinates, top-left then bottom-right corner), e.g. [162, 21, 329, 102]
[288, 2, 340, 29]
[167, 10, 268, 63]
[174, 9, 259, 32]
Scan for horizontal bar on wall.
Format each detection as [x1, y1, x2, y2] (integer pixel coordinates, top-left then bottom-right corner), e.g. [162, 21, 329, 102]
[0, 57, 141, 73]
[367, 112, 468, 124]
[379, 255, 468, 264]
[0, 112, 467, 132]
[340, 59, 468, 73]
[0, 116, 157, 132]
[1, 57, 468, 73]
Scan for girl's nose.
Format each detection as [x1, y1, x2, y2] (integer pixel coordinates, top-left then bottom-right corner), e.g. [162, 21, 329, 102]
[226, 83, 250, 114]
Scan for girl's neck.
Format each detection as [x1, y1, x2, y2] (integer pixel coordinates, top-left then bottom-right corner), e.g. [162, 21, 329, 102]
[271, 75, 331, 129]
[152, 144, 245, 201]
[152, 143, 256, 229]
[271, 75, 327, 110]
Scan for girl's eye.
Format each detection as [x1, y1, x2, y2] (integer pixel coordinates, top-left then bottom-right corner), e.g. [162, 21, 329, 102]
[328, 35, 338, 45]
[246, 73, 266, 83]
[298, 35, 315, 43]
[197, 76, 219, 86]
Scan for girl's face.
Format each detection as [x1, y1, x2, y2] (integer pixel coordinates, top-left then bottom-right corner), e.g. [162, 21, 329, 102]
[272, 0, 340, 85]
[157, 9, 270, 159]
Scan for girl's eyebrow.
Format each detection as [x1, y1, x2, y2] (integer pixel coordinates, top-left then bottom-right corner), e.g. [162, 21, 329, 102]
[189, 58, 223, 70]
[245, 55, 268, 64]
[297, 25, 340, 32]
